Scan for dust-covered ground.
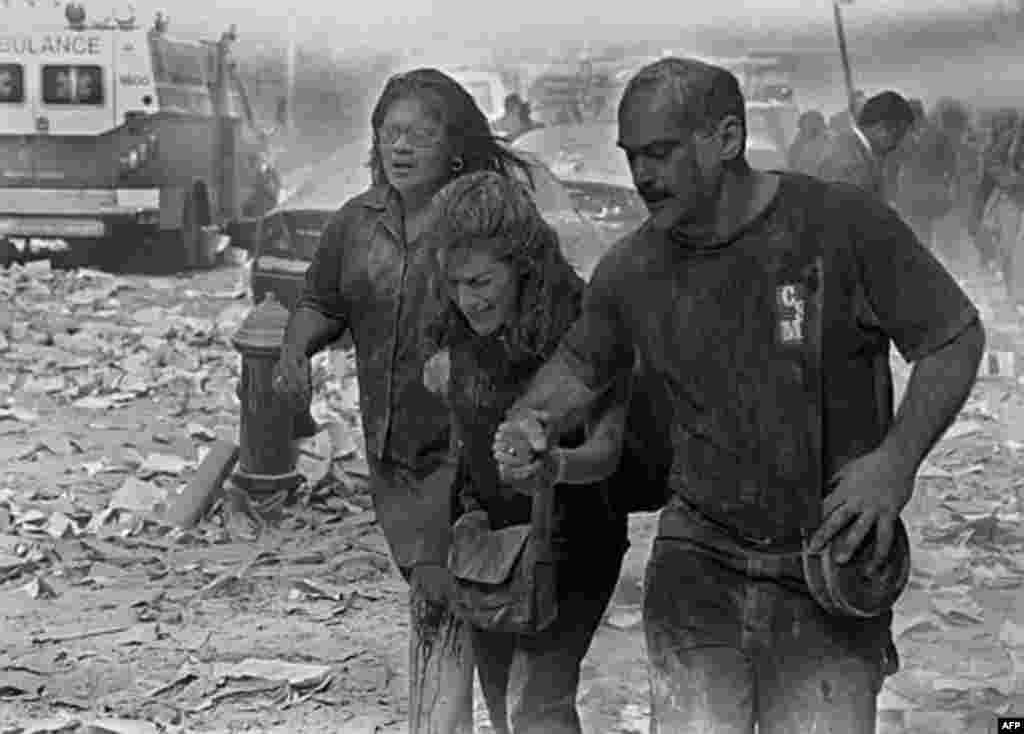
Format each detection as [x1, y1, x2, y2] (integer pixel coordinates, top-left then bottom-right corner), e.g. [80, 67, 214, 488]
[0, 223, 1023, 733]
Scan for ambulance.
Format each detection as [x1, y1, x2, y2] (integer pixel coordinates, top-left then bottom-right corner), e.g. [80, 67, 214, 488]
[0, 0, 280, 269]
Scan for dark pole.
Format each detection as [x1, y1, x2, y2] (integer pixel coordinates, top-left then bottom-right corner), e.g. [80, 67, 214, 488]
[832, 0, 856, 114]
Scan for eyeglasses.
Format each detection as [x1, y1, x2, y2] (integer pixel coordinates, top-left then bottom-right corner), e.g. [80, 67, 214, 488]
[377, 123, 443, 148]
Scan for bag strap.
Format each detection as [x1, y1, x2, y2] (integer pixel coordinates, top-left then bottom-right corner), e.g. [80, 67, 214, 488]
[530, 474, 557, 563]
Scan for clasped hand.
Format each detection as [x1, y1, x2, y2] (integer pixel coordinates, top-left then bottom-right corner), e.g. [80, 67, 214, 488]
[492, 409, 550, 483]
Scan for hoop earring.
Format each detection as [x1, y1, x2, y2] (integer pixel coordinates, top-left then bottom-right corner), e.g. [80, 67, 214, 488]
[451, 156, 464, 173]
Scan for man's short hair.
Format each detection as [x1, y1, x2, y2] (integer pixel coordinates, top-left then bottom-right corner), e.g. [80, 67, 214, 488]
[621, 57, 746, 136]
[857, 91, 915, 129]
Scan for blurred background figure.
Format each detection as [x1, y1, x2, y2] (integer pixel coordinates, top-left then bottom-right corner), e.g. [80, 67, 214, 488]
[895, 97, 958, 255]
[494, 93, 541, 142]
[828, 89, 866, 134]
[815, 90, 915, 201]
[933, 97, 976, 263]
[788, 109, 829, 174]
[976, 107, 1024, 305]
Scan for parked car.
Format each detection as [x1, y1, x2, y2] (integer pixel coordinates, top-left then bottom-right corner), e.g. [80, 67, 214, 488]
[250, 143, 615, 310]
[512, 122, 647, 238]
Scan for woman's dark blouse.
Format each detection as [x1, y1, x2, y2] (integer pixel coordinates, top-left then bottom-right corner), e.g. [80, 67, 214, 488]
[447, 329, 628, 559]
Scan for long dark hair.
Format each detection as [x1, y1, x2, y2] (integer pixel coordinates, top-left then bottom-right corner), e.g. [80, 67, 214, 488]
[425, 171, 582, 363]
[368, 68, 533, 187]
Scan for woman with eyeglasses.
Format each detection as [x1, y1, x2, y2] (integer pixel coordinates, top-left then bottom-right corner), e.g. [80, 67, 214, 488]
[273, 69, 532, 733]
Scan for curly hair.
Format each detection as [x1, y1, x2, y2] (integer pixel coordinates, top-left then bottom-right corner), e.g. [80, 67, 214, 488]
[368, 68, 532, 187]
[425, 171, 583, 363]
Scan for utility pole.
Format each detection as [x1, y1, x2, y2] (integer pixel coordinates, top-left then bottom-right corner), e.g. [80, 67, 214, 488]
[831, 0, 856, 114]
[285, 6, 297, 133]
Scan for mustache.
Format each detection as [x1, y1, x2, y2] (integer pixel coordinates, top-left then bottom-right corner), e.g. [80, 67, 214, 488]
[638, 189, 672, 205]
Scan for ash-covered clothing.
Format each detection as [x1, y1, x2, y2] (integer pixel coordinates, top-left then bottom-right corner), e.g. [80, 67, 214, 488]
[446, 319, 629, 559]
[405, 570, 475, 734]
[645, 534, 885, 734]
[557, 172, 976, 731]
[296, 184, 452, 568]
[559, 172, 978, 553]
[474, 543, 623, 734]
[443, 267, 627, 734]
[814, 127, 886, 200]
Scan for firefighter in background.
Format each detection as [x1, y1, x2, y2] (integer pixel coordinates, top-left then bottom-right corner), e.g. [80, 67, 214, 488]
[978, 108, 1024, 306]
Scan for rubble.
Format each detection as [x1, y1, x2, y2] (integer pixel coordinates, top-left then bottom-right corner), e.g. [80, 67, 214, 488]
[0, 256, 1022, 731]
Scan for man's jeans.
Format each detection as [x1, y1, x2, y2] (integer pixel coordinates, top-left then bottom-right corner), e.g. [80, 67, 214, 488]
[472, 547, 625, 734]
[643, 528, 894, 734]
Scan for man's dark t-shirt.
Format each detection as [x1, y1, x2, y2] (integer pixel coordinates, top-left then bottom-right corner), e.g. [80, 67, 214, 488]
[559, 173, 978, 549]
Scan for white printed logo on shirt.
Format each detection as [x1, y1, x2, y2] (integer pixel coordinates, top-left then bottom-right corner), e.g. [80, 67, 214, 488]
[776, 283, 806, 346]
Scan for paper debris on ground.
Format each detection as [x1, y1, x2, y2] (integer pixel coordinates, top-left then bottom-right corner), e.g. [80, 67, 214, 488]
[213, 658, 332, 688]
[108, 478, 166, 514]
[138, 453, 190, 477]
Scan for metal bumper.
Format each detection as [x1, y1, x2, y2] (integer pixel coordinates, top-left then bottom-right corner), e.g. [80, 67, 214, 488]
[0, 188, 160, 237]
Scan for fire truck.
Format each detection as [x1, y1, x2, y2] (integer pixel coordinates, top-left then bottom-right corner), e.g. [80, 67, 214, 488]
[0, 1, 280, 269]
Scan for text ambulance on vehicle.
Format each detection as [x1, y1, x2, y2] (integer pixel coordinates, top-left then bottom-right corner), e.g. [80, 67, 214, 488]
[0, 0, 280, 269]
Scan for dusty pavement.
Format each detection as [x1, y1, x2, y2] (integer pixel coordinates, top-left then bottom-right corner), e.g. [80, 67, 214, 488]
[0, 243, 1022, 734]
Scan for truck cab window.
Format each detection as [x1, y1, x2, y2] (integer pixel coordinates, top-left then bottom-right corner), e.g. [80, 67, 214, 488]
[42, 65, 104, 105]
[0, 64, 25, 104]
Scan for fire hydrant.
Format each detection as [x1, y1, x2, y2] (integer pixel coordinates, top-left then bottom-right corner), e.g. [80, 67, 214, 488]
[231, 292, 303, 503]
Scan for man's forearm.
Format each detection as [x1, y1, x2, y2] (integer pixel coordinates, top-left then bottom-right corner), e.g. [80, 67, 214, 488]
[282, 306, 347, 358]
[507, 352, 603, 440]
[881, 319, 985, 470]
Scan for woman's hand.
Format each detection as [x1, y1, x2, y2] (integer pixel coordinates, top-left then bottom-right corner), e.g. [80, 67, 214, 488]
[494, 416, 543, 482]
[272, 347, 312, 413]
[423, 349, 451, 397]
[494, 409, 549, 476]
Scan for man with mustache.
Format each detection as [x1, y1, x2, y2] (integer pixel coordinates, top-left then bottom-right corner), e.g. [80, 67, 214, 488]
[493, 58, 984, 733]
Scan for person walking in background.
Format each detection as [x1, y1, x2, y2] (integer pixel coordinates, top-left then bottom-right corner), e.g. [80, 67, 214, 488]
[495, 56, 984, 733]
[896, 99, 958, 253]
[977, 107, 1024, 305]
[423, 171, 628, 734]
[271, 69, 534, 734]
[494, 93, 541, 142]
[815, 90, 916, 201]
[788, 109, 829, 175]
[972, 108, 1017, 270]
[931, 98, 975, 263]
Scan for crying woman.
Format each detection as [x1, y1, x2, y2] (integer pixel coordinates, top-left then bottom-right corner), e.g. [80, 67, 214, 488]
[422, 171, 629, 734]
